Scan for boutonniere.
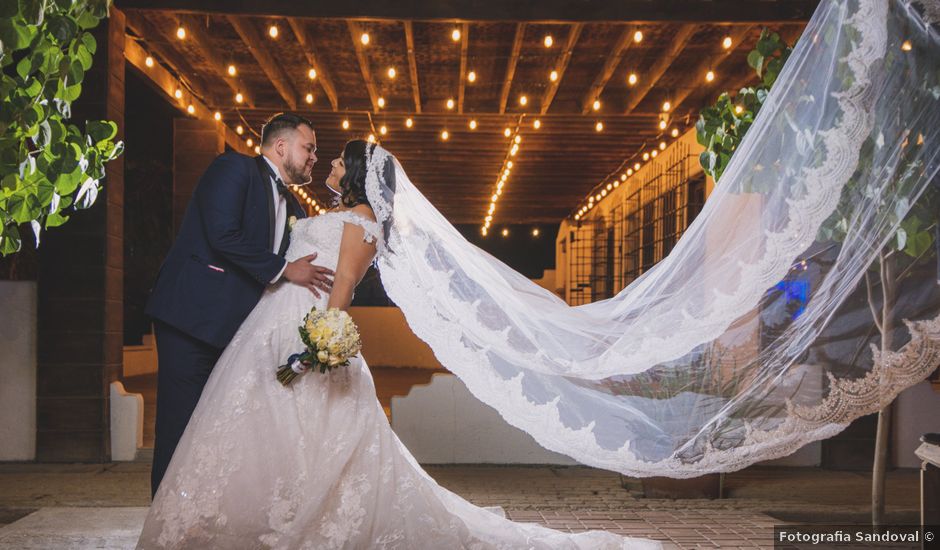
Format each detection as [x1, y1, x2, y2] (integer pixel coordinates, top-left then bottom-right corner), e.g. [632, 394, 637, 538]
[288, 216, 297, 231]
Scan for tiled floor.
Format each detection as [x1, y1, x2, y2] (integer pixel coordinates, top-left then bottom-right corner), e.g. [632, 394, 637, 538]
[0, 463, 921, 548]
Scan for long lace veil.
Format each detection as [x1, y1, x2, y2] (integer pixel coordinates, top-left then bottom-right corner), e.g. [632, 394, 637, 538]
[364, 0, 940, 477]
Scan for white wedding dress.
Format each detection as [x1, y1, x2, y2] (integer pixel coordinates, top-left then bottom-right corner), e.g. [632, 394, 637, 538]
[137, 210, 661, 549]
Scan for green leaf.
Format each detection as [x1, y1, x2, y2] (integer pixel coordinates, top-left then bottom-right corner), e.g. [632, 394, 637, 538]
[904, 229, 933, 258]
[747, 50, 764, 75]
[80, 31, 96, 55]
[7, 192, 41, 223]
[18, 0, 44, 25]
[15, 54, 31, 79]
[0, 223, 22, 256]
[87, 119, 117, 144]
[76, 11, 100, 30]
[47, 15, 78, 44]
[45, 210, 68, 227]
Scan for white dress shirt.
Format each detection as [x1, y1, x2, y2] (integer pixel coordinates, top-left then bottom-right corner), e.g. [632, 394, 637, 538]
[262, 155, 289, 283]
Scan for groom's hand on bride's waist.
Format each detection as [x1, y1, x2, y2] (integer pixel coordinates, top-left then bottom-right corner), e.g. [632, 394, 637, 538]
[283, 253, 334, 298]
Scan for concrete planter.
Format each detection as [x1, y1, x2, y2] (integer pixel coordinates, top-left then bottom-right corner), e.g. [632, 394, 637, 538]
[0, 280, 37, 461]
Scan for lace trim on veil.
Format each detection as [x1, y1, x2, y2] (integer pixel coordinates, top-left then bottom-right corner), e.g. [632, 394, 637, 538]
[368, 0, 940, 476]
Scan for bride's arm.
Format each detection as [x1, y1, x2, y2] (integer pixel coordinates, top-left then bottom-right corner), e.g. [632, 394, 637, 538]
[326, 205, 378, 311]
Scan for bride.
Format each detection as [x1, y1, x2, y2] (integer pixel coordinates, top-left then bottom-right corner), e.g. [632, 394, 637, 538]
[136, 140, 661, 549]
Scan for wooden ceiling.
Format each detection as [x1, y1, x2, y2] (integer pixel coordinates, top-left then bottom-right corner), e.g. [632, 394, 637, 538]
[118, 1, 811, 224]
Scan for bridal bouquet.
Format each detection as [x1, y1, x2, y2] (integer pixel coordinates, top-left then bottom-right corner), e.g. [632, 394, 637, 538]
[276, 307, 362, 386]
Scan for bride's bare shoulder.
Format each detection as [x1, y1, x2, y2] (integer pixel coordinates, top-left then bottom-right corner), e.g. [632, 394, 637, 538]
[349, 203, 377, 222]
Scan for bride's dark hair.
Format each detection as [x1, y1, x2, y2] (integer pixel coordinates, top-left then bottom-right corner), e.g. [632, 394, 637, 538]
[337, 140, 375, 208]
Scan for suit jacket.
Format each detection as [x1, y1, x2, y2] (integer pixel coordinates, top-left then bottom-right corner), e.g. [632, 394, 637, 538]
[146, 152, 306, 349]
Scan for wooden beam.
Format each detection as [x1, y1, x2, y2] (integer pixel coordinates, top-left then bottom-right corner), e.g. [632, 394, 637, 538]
[118, 1, 819, 23]
[287, 18, 339, 111]
[623, 23, 697, 115]
[457, 22, 469, 114]
[347, 20, 381, 112]
[227, 15, 299, 109]
[124, 12, 221, 108]
[580, 25, 635, 114]
[668, 25, 753, 115]
[177, 13, 255, 108]
[541, 23, 582, 115]
[403, 21, 421, 113]
[498, 23, 526, 115]
[125, 36, 251, 154]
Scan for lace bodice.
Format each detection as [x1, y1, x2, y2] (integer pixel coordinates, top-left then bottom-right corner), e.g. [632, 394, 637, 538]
[284, 210, 382, 269]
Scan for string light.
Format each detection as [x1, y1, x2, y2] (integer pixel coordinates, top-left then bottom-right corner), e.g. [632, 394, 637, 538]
[405, 117, 414, 128]
[592, 99, 601, 111]
[235, 92, 244, 103]
[387, 67, 396, 79]
[254, 146, 261, 154]
[268, 24, 279, 39]
[633, 30, 643, 43]
[510, 144, 519, 155]
[627, 168, 634, 176]
[378, 97, 386, 108]
[482, 227, 488, 236]
[550, 70, 558, 82]
[532, 228, 540, 236]
[606, 183, 613, 191]
[174, 88, 182, 99]
[671, 128, 680, 138]
[145, 56, 154, 68]
[468, 70, 476, 82]
[469, 119, 477, 130]
[705, 70, 715, 82]
[305, 93, 314, 104]
[446, 98, 455, 110]
[441, 129, 450, 140]
[620, 174, 627, 181]
[341, 119, 350, 130]
[634, 162, 641, 170]
[213, 111, 221, 121]
[595, 121, 604, 132]
[367, 133, 376, 143]
[501, 228, 509, 237]
[659, 141, 666, 150]
[514, 135, 521, 144]
[533, 119, 541, 130]
[187, 104, 195, 114]
[451, 28, 461, 41]
[228, 64, 237, 76]
[360, 32, 370, 45]
[519, 95, 528, 106]
[176, 26, 186, 40]
[734, 105, 744, 114]
[722, 36, 733, 49]
[246, 138, 254, 147]
[658, 119, 667, 130]
[627, 73, 638, 85]
[308, 68, 317, 79]
[544, 35, 554, 47]
[662, 100, 671, 112]
[651, 149, 658, 158]
[236, 125, 244, 135]
[643, 152, 650, 161]
[379, 125, 388, 135]
[504, 128, 511, 137]
[901, 40, 912, 51]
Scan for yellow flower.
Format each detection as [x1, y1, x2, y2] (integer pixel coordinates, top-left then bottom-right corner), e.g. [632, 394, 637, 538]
[288, 216, 298, 230]
[317, 350, 329, 363]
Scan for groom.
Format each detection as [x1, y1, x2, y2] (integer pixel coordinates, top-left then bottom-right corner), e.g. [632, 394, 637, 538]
[145, 113, 333, 495]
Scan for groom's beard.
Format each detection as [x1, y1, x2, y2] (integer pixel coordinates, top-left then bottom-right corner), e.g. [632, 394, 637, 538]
[284, 152, 313, 186]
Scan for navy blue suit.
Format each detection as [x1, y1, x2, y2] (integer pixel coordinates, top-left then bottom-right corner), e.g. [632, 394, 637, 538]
[145, 152, 305, 495]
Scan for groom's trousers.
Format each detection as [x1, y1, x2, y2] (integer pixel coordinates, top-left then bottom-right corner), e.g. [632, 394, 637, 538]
[151, 321, 223, 497]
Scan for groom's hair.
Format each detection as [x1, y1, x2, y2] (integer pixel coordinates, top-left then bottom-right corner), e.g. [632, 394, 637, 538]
[261, 113, 313, 146]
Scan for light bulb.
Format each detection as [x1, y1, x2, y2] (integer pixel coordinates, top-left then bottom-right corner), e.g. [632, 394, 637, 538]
[722, 36, 733, 49]
[360, 33, 370, 45]
[544, 35, 554, 48]
[176, 26, 186, 40]
[235, 92, 244, 103]
[308, 68, 317, 79]
[246, 138, 254, 147]
[734, 105, 744, 114]
[342, 119, 350, 130]
[595, 121, 604, 132]
[627, 168, 633, 176]
[550, 70, 558, 82]
[659, 119, 667, 130]
[662, 101, 671, 112]
[592, 99, 601, 111]
[145, 56, 154, 68]
[469, 119, 477, 130]
[620, 174, 627, 181]
[405, 118, 414, 128]
[643, 152, 650, 161]
[187, 104, 195, 114]
[236, 125, 244, 135]
[514, 135, 521, 144]
[706, 70, 715, 82]
[504, 128, 511, 138]
[532, 228, 540, 236]
[501, 228, 509, 237]
[228, 64, 237, 76]
[446, 98, 455, 110]
[441, 130, 449, 140]
[634, 162, 641, 170]
[651, 150, 658, 158]
[379, 125, 387, 135]
[901, 40, 912, 51]
[268, 24, 278, 39]
[468, 71, 476, 82]
[519, 95, 528, 106]
[451, 28, 461, 42]
[387, 67, 396, 79]
[213, 111, 221, 121]
[254, 146, 261, 154]
[633, 30, 643, 43]
[659, 141, 666, 150]
[367, 134, 376, 143]
[628, 73, 638, 85]
[305, 93, 314, 104]
[533, 119, 541, 129]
